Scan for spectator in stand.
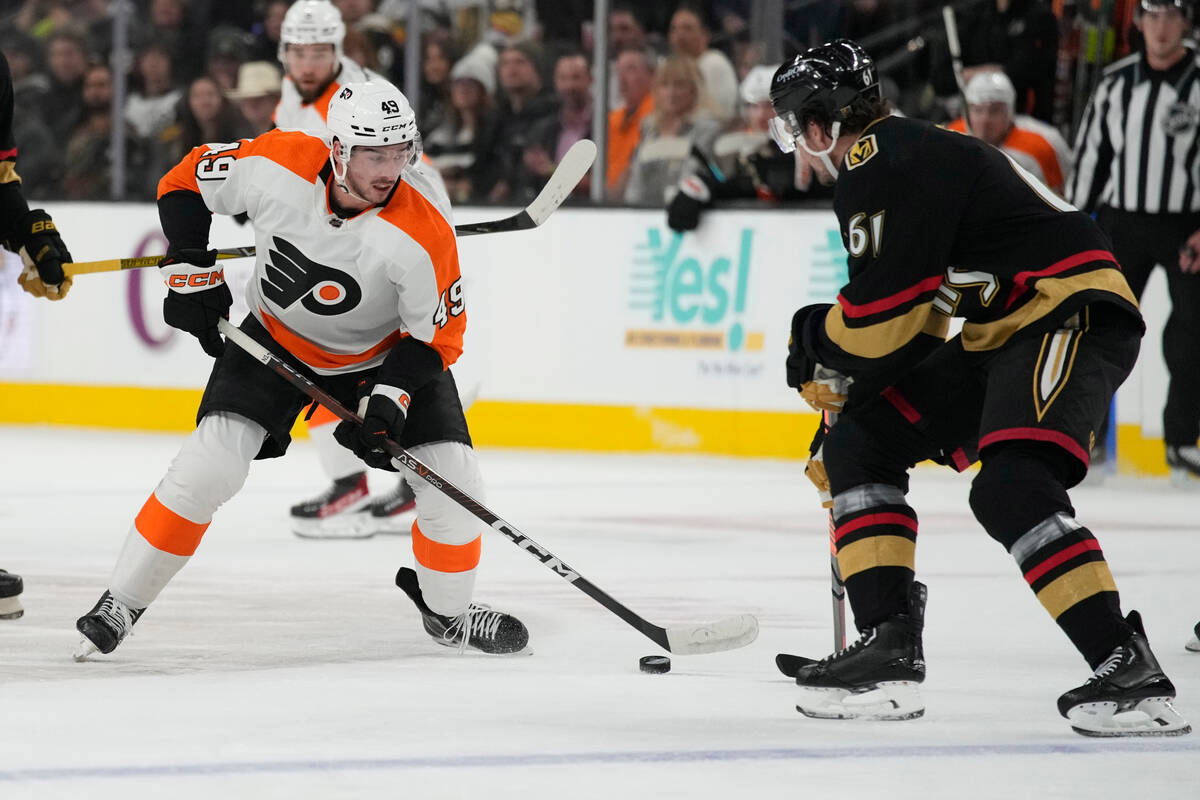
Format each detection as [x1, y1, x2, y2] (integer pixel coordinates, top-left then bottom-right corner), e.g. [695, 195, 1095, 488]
[138, 0, 205, 84]
[2, 34, 59, 194]
[471, 40, 559, 203]
[947, 71, 1071, 195]
[205, 26, 255, 93]
[343, 27, 382, 72]
[149, 74, 252, 194]
[605, 3, 652, 108]
[60, 63, 144, 200]
[623, 54, 721, 206]
[43, 27, 89, 142]
[228, 61, 283, 136]
[524, 51, 594, 199]
[607, 46, 656, 199]
[425, 47, 496, 203]
[125, 42, 183, 141]
[418, 36, 455, 143]
[666, 63, 823, 232]
[667, 3, 738, 120]
[931, 0, 1059, 123]
[334, 0, 404, 83]
[250, 0, 291, 64]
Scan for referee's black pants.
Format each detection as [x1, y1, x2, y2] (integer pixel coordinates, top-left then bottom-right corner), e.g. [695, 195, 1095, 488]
[1098, 207, 1200, 448]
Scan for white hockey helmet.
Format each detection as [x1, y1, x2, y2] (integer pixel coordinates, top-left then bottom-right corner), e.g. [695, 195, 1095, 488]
[964, 71, 1016, 115]
[278, 0, 346, 63]
[327, 81, 421, 195]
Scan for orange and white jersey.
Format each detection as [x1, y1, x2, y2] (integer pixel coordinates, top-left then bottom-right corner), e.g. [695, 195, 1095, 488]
[158, 129, 464, 376]
[948, 115, 1072, 195]
[274, 57, 384, 132]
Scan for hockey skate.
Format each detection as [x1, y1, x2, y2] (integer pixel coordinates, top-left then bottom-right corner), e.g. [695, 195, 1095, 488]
[290, 471, 373, 539]
[1166, 445, 1200, 488]
[1057, 611, 1190, 737]
[395, 567, 529, 655]
[792, 582, 927, 721]
[74, 591, 145, 661]
[365, 478, 417, 535]
[0, 569, 23, 620]
[1187, 622, 1200, 653]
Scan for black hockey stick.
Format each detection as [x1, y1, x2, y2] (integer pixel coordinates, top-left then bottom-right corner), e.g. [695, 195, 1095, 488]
[217, 317, 758, 655]
[62, 140, 597, 278]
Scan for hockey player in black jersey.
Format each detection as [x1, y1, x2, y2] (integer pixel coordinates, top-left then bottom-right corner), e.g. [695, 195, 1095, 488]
[770, 40, 1189, 736]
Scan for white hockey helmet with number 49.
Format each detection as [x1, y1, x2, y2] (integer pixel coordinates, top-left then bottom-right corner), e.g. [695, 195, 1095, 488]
[326, 81, 421, 196]
[279, 0, 346, 62]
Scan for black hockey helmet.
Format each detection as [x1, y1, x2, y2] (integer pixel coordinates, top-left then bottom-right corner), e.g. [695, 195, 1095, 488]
[767, 39, 880, 152]
[1138, 0, 1193, 18]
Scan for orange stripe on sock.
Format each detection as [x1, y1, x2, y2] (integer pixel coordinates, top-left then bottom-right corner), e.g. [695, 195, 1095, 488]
[411, 522, 481, 573]
[134, 493, 209, 556]
[306, 403, 341, 427]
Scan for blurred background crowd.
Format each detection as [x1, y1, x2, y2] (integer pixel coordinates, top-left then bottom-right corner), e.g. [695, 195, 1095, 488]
[0, 0, 1166, 210]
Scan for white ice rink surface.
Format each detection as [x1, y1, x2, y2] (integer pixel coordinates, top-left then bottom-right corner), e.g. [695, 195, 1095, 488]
[0, 426, 1197, 799]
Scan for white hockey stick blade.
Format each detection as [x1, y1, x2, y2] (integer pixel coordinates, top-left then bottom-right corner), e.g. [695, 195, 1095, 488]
[526, 138, 596, 226]
[665, 614, 759, 655]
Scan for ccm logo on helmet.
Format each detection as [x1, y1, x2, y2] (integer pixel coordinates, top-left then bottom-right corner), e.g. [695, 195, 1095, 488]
[168, 269, 225, 289]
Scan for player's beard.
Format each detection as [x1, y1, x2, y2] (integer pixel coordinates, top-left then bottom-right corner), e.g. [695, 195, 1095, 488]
[297, 76, 336, 104]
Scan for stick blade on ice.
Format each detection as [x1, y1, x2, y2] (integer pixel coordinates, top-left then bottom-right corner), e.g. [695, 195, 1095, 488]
[665, 614, 759, 655]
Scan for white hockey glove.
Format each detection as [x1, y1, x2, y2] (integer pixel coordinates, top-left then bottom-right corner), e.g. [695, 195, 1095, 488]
[805, 441, 833, 509]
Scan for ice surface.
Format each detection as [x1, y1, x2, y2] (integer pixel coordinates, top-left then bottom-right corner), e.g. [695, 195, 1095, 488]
[1, 426, 1197, 799]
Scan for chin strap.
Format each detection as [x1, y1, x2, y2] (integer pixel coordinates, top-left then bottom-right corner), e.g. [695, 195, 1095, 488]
[799, 120, 842, 180]
[329, 148, 373, 206]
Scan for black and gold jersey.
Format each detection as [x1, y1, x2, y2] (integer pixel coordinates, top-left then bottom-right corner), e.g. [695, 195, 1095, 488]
[0, 53, 30, 242]
[810, 115, 1141, 386]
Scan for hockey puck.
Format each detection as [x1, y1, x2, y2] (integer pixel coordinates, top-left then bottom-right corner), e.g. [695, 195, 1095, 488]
[639, 655, 671, 674]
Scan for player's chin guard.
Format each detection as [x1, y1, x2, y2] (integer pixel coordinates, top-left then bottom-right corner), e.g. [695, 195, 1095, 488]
[278, 0, 346, 62]
[325, 81, 421, 202]
[767, 39, 880, 177]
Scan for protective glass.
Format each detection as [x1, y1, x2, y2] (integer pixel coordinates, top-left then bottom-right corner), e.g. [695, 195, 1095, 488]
[768, 111, 801, 154]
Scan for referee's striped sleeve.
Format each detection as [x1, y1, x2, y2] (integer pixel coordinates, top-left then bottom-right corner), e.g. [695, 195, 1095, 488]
[1068, 75, 1115, 213]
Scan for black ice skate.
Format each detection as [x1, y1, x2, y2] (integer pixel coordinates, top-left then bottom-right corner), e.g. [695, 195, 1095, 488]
[366, 478, 417, 535]
[395, 567, 529, 655]
[1187, 621, 1200, 653]
[74, 591, 145, 661]
[290, 471, 372, 539]
[1058, 611, 1191, 737]
[1166, 445, 1200, 488]
[0, 569, 24, 620]
[792, 581, 927, 721]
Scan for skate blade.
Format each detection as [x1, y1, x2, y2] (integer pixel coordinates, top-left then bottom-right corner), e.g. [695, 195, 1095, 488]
[1169, 469, 1199, 489]
[0, 596, 23, 619]
[796, 681, 925, 721]
[292, 512, 375, 540]
[72, 635, 100, 662]
[1067, 697, 1192, 737]
[368, 511, 416, 536]
[429, 638, 534, 657]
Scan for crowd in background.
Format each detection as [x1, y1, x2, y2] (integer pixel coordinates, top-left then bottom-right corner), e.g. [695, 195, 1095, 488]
[0, 0, 1156, 207]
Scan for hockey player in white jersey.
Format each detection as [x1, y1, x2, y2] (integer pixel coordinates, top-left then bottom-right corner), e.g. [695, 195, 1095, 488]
[275, 0, 426, 538]
[73, 81, 529, 659]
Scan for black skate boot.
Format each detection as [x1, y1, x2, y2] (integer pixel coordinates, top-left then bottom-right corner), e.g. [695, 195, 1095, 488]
[0, 569, 24, 620]
[395, 567, 529, 654]
[1057, 611, 1191, 737]
[1187, 621, 1200, 653]
[793, 581, 927, 720]
[74, 591, 145, 661]
[1166, 445, 1200, 487]
[366, 478, 416, 535]
[290, 471, 372, 539]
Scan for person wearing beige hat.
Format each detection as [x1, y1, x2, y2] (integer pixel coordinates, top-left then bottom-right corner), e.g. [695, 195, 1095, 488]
[228, 61, 283, 136]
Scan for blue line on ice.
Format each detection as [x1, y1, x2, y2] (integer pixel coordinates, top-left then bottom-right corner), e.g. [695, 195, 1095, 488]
[5, 740, 1198, 782]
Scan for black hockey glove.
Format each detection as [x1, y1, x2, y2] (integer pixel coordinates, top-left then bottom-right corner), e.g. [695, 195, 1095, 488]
[334, 382, 411, 471]
[12, 209, 73, 300]
[785, 303, 832, 389]
[666, 173, 712, 232]
[159, 248, 231, 358]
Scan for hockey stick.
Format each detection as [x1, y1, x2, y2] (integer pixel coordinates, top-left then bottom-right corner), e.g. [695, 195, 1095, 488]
[60, 139, 597, 278]
[216, 317, 758, 655]
[941, 4, 972, 135]
[824, 410, 846, 650]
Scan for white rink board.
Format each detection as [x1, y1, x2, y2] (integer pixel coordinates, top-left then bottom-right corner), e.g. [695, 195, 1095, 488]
[0, 202, 1169, 425]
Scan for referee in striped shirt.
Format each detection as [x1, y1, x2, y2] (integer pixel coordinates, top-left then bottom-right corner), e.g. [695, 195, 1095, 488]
[1069, 0, 1200, 481]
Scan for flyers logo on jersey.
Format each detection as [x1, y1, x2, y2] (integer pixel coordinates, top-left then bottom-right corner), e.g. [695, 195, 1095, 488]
[845, 135, 879, 171]
[261, 236, 362, 316]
